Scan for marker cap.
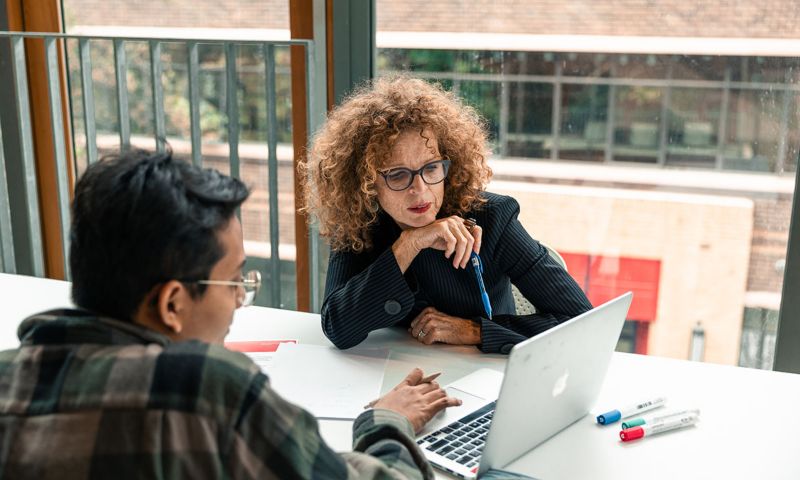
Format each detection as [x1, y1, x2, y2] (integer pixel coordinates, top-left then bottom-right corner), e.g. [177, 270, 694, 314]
[596, 410, 621, 424]
[620, 426, 645, 441]
[621, 418, 645, 429]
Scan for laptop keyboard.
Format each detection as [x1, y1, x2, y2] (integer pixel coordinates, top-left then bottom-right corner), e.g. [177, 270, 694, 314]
[416, 401, 496, 468]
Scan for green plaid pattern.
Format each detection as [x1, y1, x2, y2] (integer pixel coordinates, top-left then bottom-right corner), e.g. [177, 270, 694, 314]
[0, 309, 434, 479]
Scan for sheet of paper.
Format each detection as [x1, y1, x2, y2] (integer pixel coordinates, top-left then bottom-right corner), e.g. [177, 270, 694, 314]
[225, 340, 298, 374]
[381, 349, 476, 396]
[269, 343, 388, 420]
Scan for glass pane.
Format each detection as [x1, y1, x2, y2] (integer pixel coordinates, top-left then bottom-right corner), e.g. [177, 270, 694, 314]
[505, 52, 556, 76]
[457, 80, 501, 142]
[62, 1, 297, 309]
[665, 87, 721, 168]
[615, 54, 671, 79]
[377, 48, 457, 73]
[739, 307, 779, 369]
[723, 89, 792, 173]
[785, 94, 800, 174]
[616, 321, 639, 354]
[506, 82, 553, 159]
[672, 56, 727, 81]
[559, 83, 609, 162]
[376, 1, 798, 370]
[612, 86, 662, 163]
[562, 53, 614, 78]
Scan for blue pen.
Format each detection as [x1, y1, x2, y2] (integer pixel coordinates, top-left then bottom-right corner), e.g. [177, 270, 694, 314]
[470, 251, 492, 320]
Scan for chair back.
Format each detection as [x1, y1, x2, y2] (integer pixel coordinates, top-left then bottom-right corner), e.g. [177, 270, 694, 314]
[511, 242, 567, 315]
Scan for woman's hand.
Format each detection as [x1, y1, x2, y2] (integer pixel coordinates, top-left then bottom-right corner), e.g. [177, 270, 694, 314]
[409, 307, 481, 346]
[392, 216, 482, 273]
[372, 368, 462, 433]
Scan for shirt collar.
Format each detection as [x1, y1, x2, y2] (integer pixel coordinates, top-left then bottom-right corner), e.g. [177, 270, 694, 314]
[17, 308, 172, 347]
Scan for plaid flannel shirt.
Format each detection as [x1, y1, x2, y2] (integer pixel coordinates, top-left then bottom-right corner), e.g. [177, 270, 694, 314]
[0, 309, 434, 479]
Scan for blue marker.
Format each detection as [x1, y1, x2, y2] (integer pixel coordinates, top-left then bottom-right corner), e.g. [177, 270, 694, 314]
[470, 252, 492, 320]
[596, 396, 666, 425]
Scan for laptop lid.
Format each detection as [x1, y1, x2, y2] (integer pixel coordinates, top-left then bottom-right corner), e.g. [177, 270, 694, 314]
[478, 292, 633, 475]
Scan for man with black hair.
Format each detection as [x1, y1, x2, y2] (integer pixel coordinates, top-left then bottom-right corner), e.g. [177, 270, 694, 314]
[0, 149, 460, 479]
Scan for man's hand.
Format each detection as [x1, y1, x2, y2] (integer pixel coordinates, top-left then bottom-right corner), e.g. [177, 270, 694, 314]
[372, 368, 462, 433]
[409, 307, 481, 346]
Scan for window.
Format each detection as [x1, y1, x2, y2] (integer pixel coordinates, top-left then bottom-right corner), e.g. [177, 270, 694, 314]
[62, 0, 298, 308]
[377, 0, 798, 369]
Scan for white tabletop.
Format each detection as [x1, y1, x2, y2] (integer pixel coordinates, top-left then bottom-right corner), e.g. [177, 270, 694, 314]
[229, 302, 800, 480]
[3, 273, 800, 479]
[0, 273, 74, 350]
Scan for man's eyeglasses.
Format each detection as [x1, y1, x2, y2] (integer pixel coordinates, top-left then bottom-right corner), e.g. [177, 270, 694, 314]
[378, 159, 451, 191]
[188, 270, 262, 307]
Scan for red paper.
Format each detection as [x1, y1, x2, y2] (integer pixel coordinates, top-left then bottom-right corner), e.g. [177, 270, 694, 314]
[225, 340, 297, 353]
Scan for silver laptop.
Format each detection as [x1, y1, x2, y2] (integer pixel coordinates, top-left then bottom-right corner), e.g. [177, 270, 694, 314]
[415, 292, 633, 479]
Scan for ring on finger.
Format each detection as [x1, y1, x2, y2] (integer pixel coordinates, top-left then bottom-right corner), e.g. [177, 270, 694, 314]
[417, 330, 427, 339]
[463, 217, 477, 232]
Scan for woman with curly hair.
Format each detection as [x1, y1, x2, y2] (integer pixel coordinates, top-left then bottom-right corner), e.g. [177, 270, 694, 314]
[302, 76, 591, 354]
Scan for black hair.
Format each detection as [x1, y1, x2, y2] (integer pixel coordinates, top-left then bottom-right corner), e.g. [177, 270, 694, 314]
[69, 148, 250, 321]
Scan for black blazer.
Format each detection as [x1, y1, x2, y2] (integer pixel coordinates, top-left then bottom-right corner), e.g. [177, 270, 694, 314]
[321, 192, 593, 354]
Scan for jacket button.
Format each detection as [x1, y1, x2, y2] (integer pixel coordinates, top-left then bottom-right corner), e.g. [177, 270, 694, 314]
[384, 300, 402, 315]
[500, 344, 513, 354]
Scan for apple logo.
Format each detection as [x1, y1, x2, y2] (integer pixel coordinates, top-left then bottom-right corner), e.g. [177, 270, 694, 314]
[552, 370, 569, 397]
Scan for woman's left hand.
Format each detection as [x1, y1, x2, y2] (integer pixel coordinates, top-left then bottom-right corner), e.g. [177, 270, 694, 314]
[409, 307, 481, 346]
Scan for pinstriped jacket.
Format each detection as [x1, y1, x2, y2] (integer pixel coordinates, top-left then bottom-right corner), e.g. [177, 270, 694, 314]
[321, 193, 593, 354]
[0, 310, 434, 479]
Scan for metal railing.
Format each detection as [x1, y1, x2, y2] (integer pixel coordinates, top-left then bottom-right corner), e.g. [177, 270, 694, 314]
[0, 31, 323, 309]
[382, 59, 800, 172]
[0, 121, 14, 273]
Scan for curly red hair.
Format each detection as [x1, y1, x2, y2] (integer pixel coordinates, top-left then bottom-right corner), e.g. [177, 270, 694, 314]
[300, 76, 492, 252]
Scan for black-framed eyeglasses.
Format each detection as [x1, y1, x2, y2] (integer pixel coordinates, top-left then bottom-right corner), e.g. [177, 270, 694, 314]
[378, 159, 451, 191]
[184, 270, 262, 308]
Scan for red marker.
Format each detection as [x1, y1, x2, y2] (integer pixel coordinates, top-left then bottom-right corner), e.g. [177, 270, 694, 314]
[620, 412, 699, 441]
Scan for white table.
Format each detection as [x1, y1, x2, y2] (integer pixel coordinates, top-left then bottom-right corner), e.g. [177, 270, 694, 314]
[3, 273, 800, 479]
[229, 303, 800, 480]
[0, 273, 73, 350]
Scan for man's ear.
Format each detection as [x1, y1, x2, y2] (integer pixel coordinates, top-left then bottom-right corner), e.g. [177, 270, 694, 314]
[156, 280, 192, 334]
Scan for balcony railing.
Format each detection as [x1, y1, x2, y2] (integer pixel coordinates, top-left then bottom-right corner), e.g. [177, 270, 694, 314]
[0, 31, 322, 310]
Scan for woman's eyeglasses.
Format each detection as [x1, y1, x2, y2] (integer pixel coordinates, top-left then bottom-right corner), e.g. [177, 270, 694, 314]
[188, 270, 262, 307]
[378, 159, 451, 191]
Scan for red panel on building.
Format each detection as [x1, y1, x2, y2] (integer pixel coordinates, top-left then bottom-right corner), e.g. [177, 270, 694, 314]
[587, 256, 661, 322]
[560, 252, 661, 322]
[561, 252, 589, 290]
[559, 251, 659, 353]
